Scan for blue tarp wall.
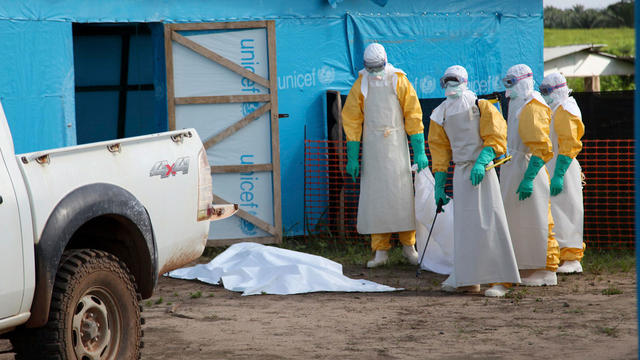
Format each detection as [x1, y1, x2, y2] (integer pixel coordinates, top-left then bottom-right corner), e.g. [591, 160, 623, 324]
[0, 0, 543, 236]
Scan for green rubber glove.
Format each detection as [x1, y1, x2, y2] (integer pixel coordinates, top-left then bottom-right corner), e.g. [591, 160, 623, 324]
[346, 141, 360, 182]
[470, 147, 496, 186]
[516, 155, 546, 201]
[410, 133, 429, 173]
[434, 171, 451, 210]
[550, 154, 573, 196]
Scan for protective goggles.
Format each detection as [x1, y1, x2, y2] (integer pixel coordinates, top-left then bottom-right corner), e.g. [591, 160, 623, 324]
[539, 82, 566, 96]
[502, 72, 532, 88]
[364, 59, 386, 74]
[439, 75, 466, 89]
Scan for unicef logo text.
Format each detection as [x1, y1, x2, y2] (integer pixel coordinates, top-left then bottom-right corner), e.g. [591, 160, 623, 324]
[420, 75, 436, 94]
[317, 66, 335, 85]
[240, 218, 257, 236]
[241, 102, 260, 117]
[278, 66, 335, 90]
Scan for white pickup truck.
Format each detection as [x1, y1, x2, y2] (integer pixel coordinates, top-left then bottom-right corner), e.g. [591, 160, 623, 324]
[0, 103, 236, 359]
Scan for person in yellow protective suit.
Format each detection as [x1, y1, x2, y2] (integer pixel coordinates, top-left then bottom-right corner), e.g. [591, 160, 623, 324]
[341, 43, 428, 268]
[428, 65, 520, 297]
[500, 64, 560, 286]
[540, 73, 586, 274]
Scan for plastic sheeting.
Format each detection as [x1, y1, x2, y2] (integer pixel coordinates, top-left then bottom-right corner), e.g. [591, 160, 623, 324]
[413, 166, 454, 275]
[167, 242, 400, 295]
[0, 0, 543, 236]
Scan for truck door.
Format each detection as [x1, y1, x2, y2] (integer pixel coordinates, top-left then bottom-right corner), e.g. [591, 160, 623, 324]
[0, 151, 24, 318]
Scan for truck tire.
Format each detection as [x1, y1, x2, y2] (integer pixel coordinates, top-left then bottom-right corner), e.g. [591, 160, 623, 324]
[11, 249, 143, 360]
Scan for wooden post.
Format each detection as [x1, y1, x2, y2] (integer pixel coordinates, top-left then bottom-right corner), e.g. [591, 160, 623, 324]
[584, 75, 601, 92]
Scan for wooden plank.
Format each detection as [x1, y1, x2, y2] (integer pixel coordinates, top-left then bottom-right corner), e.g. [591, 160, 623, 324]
[164, 25, 177, 130]
[202, 102, 271, 149]
[170, 21, 267, 31]
[267, 20, 283, 244]
[171, 32, 270, 89]
[212, 194, 276, 235]
[175, 94, 270, 105]
[207, 236, 276, 247]
[211, 163, 273, 174]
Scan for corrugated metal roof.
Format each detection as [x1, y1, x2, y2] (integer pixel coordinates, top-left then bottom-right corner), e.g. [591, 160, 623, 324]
[543, 44, 607, 62]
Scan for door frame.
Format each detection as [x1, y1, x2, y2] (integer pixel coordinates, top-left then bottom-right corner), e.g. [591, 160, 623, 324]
[164, 21, 282, 246]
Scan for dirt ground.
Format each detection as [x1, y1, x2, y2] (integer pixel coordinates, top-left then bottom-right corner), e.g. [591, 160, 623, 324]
[1, 264, 637, 359]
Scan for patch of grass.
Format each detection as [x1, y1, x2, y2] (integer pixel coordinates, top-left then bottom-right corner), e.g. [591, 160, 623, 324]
[582, 249, 635, 275]
[190, 291, 202, 299]
[277, 236, 372, 266]
[544, 28, 635, 57]
[597, 325, 619, 337]
[505, 288, 528, 305]
[166, 302, 173, 306]
[145, 300, 153, 307]
[154, 297, 163, 305]
[545, 28, 635, 91]
[602, 286, 623, 296]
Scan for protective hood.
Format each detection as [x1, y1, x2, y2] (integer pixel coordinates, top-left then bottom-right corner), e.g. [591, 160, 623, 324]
[363, 43, 387, 69]
[541, 72, 574, 113]
[358, 63, 406, 99]
[430, 88, 477, 126]
[505, 64, 534, 100]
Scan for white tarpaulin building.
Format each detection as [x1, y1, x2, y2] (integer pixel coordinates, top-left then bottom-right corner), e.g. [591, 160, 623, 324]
[544, 44, 635, 91]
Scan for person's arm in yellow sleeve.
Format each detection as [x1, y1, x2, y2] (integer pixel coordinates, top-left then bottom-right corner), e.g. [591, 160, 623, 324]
[397, 73, 429, 171]
[427, 120, 451, 173]
[477, 99, 507, 157]
[396, 73, 424, 136]
[555, 106, 585, 159]
[341, 76, 364, 142]
[518, 99, 554, 163]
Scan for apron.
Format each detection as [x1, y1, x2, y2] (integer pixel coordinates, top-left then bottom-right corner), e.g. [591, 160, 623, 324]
[357, 74, 415, 234]
[441, 105, 520, 287]
[500, 94, 552, 269]
[548, 108, 584, 250]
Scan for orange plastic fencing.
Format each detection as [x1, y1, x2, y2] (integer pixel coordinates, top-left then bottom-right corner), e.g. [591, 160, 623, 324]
[304, 139, 634, 249]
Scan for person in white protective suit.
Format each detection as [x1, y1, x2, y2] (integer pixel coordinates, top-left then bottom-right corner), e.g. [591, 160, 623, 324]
[500, 64, 560, 286]
[428, 65, 520, 297]
[341, 43, 429, 268]
[540, 73, 586, 274]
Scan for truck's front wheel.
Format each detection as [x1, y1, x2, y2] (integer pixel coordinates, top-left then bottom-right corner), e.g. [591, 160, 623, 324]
[13, 249, 142, 359]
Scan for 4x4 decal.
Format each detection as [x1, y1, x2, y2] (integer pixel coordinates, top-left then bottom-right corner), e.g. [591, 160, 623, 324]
[150, 157, 190, 178]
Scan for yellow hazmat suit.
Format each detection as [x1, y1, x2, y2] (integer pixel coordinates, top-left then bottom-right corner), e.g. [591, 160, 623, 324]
[549, 105, 586, 264]
[342, 69, 423, 254]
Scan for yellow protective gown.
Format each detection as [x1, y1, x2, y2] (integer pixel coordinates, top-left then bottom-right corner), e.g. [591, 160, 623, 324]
[500, 93, 560, 271]
[342, 69, 423, 251]
[429, 95, 520, 287]
[548, 100, 586, 261]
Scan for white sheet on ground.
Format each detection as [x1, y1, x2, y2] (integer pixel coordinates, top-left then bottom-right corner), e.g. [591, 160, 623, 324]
[167, 242, 400, 295]
[414, 166, 454, 275]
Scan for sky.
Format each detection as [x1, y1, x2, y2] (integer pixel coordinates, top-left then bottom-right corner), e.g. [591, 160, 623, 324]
[543, 0, 621, 9]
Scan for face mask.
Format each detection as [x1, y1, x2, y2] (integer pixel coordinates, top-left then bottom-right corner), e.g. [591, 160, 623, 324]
[445, 84, 464, 99]
[369, 69, 385, 78]
[542, 94, 553, 105]
[505, 88, 518, 100]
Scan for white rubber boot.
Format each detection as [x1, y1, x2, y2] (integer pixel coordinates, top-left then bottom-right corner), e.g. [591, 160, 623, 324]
[485, 284, 508, 297]
[557, 260, 583, 274]
[366, 250, 389, 268]
[521, 270, 557, 286]
[402, 245, 419, 265]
